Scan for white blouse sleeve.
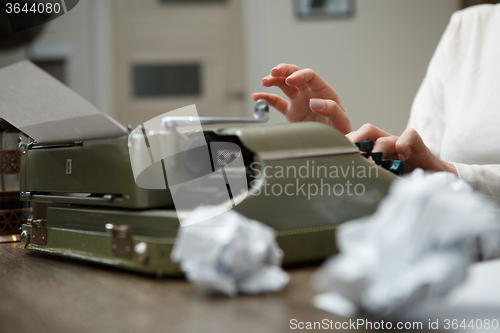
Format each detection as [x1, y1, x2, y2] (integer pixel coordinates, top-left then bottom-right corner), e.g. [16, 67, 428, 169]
[453, 164, 500, 203]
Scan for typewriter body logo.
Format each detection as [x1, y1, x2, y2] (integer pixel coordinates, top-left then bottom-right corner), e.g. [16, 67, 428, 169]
[127, 105, 248, 227]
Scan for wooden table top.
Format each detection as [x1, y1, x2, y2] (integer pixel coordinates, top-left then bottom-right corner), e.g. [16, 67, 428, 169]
[0, 242, 431, 333]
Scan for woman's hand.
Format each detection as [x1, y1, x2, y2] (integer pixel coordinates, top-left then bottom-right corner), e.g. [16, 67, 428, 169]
[252, 63, 353, 134]
[347, 124, 458, 175]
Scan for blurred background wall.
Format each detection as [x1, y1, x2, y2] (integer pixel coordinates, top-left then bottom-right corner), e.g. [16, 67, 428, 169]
[0, 0, 460, 134]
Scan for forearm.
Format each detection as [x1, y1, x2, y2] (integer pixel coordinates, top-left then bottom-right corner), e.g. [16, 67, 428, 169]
[452, 163, 500, 204]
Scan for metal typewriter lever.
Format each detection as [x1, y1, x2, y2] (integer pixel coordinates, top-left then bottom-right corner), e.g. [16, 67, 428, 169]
[162, 99, 269, 128]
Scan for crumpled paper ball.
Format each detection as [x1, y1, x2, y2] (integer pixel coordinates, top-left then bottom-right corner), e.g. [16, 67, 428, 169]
[171, 206, 290, 296]
[311, 169, 500, 317]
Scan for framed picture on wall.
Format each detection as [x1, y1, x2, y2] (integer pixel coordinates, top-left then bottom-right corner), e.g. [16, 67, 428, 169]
[295, 0, 354, 19]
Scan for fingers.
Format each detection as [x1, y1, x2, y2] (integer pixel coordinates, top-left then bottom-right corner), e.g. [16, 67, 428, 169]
[251, 93, 289, 115]
[270, 64, 330, 93]
[395, 128, 427, 162]
[347, 124, 395, 158]
[269, 64, 309, 93]
[372, 136, 398, 158]
[309, 99, 353, 134]
[261, 75, 299, 99]
[260, 64, 347, 128]
[270, 63, 302, 78]
[395, 128, 449, 172]
[346, 126, 444, 173]
[285, 68, 334, 93]
[347, 123, 391, 143]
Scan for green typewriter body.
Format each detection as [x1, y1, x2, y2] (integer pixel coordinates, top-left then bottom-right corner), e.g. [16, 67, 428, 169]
[20, 120, 398, 276]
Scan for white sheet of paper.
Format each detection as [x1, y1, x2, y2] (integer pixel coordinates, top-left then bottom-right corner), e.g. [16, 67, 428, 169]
[0, 61, 126, 142]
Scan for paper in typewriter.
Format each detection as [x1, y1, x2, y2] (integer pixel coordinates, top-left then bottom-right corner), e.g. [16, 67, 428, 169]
[0, 61, 126, 142]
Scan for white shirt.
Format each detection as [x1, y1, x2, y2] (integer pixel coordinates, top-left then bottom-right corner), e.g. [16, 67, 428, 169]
[408, 4, 500, 203]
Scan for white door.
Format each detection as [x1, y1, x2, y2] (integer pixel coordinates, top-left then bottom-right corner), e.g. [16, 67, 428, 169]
[113, 0, 246, 127]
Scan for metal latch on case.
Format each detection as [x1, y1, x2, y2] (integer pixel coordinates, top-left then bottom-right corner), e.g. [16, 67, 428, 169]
[30, 219, 47, 245]
[106, 223, 133, 258]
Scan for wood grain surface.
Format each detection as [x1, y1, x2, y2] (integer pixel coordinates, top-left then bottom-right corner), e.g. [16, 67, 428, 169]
[0, 243, 432, 333]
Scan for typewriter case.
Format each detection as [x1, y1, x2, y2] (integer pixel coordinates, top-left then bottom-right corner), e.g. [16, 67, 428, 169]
[19, 121, 398, 276]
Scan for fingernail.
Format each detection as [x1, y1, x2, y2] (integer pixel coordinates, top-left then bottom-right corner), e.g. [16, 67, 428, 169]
[285, 74, 298, 85]
[272, 66, 279, 71]
[310, 99, 325, 110]
[398, 154, 406, 162]
[262, 76, 268, 81]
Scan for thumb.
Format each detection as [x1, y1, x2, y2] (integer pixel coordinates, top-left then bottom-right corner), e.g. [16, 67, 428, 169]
[395, 128, 427, 162]
[309, 98, 353, 134]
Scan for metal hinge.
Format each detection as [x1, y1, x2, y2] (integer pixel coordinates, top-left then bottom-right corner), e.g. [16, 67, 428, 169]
[106, 224, 133, 258]
[29, 219, 47, 245]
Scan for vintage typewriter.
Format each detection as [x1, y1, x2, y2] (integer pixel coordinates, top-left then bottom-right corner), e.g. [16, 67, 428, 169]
[4, 61, 403, 276]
